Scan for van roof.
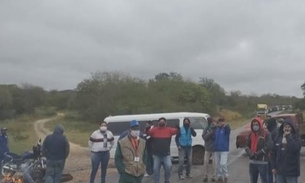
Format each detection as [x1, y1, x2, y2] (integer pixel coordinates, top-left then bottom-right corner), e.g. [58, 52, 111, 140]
[104, 112, 210, 123]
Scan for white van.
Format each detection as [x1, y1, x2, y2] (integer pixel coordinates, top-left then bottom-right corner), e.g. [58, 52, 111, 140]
[104, 112, 210, 165]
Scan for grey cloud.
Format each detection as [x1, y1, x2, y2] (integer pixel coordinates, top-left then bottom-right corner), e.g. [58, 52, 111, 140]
[0, 0, 305, 97]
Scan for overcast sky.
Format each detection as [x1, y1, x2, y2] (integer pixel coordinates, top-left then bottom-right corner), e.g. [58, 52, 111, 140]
[1, 0, 305, 97]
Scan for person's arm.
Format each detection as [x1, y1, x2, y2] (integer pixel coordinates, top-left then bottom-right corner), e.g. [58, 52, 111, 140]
[190, 127, 197, 137]
[42, 136, 48, 156]
[143, 144, 147, 167]
[175, 129, 181, 147]
[286, 134, 302, 153]
[64, 136, 70, 159]
[108, 131, 115, 150]
[225, 124, 231, 135]
[115, 142, 125, 174]
[245, 133, 254, 159]
[170, 126, 179, 135]
[270, 139, 277, 173]
[255, 132, 272, 158]
[146, 127, 154, 136]
[202, 129, 214, 141]
[88, 131, 95, 150]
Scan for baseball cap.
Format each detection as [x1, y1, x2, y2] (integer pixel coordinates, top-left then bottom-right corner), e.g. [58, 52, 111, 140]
[130, 120, 139, 128]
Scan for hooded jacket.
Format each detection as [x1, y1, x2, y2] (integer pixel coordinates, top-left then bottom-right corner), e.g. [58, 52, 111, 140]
[42, 125, 70, 161]
[266, 118, 279, 142]
[245, 117, 272, 163]
[271, 121, 301, 177]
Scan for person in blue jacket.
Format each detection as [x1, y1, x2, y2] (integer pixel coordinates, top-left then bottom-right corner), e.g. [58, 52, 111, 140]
[270, 120, 301, 183]
[0, 127, 9, 162]
[214, 117, 230, 183]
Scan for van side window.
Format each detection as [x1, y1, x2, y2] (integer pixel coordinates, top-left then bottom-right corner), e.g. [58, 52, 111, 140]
[107, 120, 159, 136]
[188, 117, 207, 129]
[166, 119, 179, 128]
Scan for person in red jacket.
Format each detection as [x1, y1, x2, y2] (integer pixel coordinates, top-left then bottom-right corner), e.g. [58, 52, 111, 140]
[146, 117, 178, 183]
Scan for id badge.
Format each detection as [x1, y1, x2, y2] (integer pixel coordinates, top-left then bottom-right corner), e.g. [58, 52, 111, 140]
[134, 157, 140, 162]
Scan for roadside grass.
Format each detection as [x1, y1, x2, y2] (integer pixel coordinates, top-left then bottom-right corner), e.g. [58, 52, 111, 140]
[45, 112, 97, 147]
[0, 115, 39, 154]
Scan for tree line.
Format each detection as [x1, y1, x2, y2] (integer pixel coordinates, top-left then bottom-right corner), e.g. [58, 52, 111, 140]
[0, 71, 303, 121]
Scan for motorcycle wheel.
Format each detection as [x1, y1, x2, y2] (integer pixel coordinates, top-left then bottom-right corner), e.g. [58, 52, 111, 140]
[1, 163, 16, 177]
[30, 167, 45, 183]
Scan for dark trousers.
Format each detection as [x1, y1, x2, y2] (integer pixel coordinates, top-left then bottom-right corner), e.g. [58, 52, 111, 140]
[267, 161, 274, 183]
[146, 149, 154, 175]
[249, 163, 268, 183]
[45, 160, 65, 183]
[90, 151, 110, 183]
[119, 173, 144, 183]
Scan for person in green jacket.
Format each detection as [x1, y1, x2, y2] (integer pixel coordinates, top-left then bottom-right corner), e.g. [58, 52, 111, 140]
[115, 120, 147, 183]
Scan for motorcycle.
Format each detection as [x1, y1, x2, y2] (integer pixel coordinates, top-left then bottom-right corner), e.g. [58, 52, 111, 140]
[1, 139, 46, 178]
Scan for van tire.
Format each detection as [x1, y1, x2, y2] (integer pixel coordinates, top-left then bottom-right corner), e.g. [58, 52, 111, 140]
[192, 146, 205, 165]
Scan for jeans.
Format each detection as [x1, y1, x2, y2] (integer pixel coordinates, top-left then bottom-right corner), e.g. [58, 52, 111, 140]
[267, 161, 274, 183]
[178, 146, 192, 176]
[146, 150, 154, 175]
[90, 151, 110, 183]
[249, 163, 268, 183]
[204, 151, 216, 179]
[276, 174, 298, 183]
[45, 160, 65, 183]
[215, 151, 229, 179]
[119, 173, 144, 183]
[153, 155, 172, 183]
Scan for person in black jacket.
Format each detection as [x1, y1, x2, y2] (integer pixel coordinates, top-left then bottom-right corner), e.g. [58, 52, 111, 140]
[271, 120, 301, 183]
[144, 120, 154, 176]
[265, 118, 278, 183]
[42, 125, 70, 183]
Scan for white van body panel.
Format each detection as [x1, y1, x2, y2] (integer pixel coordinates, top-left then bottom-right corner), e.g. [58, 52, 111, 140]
[104, 112, 210, 159]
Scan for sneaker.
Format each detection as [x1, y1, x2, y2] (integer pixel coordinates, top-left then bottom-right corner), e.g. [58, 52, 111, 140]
[178, 174, 185, 180]
[211, 177, 216, 182]
[144, 173, 149, 177]
[186, 174, 192, 179]
[203, 177, 208, 182]
[217, 178, 223, 183]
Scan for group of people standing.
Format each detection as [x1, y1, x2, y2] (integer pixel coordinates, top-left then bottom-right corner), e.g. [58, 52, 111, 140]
[87, 116, 231, 183]
[245, 116, 301, 183]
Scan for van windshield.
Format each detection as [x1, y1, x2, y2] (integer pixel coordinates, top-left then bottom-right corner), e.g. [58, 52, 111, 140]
[187, 117, 207, 129]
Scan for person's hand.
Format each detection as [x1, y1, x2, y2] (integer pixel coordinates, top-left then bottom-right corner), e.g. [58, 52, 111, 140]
[284, 131, 291, 137]
[271, 169, 276, 174]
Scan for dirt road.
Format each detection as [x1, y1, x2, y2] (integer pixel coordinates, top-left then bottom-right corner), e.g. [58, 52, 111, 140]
[33, 118, 116, 183]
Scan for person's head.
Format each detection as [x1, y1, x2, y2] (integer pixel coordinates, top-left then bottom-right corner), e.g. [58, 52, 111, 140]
[129, 120, 140, 138]
[100, 121, 108, 133]
[279, 120, 295, 135]
[158, 117, 166, 127]
[1, 128, 7, 135]
[183, 118, 191, 128]
[218, 117, 225, 126]
[251, 118, 263, 132]
[207, 117, 213, 125]
[53, 125, 64, 135]
[266, 118, 277, 132]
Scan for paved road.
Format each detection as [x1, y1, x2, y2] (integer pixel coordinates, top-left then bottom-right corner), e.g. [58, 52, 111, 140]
[100, 111, 305, 183]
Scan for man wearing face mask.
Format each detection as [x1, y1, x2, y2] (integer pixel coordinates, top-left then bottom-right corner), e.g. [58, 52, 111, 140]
[245, 117, 272, 183]
[146, 117, 178, 183]
[175, 118, 196, 180]
[89, 121, 115, 183]
[271, 120, 301, 183]
[115, 120, 147, 183]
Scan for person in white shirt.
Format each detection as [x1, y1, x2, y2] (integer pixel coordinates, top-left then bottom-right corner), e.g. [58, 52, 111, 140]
[88, 121, 114, 183]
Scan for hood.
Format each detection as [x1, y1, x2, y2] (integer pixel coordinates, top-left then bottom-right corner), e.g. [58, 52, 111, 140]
[266, 118, 277, 132]
[53, 125, 64, 134]
[251, 117, 263, 132]
[279, 120, 296, 135]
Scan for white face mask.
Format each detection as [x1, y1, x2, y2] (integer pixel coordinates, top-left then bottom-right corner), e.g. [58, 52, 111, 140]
[100, 126, 107, 132]
[130, 130, 140, 137]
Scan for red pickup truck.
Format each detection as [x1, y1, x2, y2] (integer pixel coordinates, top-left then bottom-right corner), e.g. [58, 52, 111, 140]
[236, 113, 305, 148]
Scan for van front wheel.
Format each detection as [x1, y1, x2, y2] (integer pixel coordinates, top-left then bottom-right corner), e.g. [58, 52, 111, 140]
[192, 146, 205, 165]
